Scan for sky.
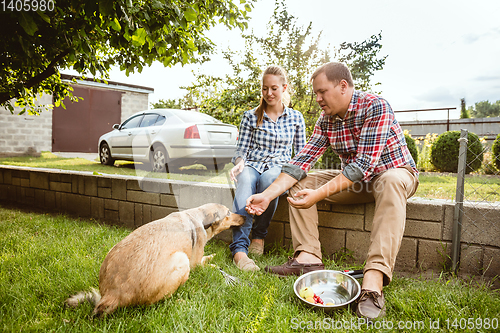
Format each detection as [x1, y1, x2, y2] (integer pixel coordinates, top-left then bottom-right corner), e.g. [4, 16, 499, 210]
[65, 0, 500, 122]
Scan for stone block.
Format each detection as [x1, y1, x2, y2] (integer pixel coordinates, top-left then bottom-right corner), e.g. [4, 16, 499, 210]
[0, 169, 3, 184]
[84, 177, 98, 196]
[98, 177, 111, 188]
[214, 229, 232, 244]
[3, 169, 12, 184]
[317, 201, 331, 211]
[105, 199, 119, 211]
[119, 201, 135, 229]
[134, 203, 143, 227]
[160, 194, 178, 208]
[45, 190, 56, 210]
[442, 203, 457, 241]
[30, 171, 49, 189]
[483, 247, 500, 277]
[50, 181, 72, 192]
[90, 197, 105, 220]
[34, 189, 45, 207]
[417, 239, 451, 271]
[345, 230, 371, 265]
[459, 243, 483, 276]
[151, 205, 176, 221]
[330, 202, 365, 215]
[143, 204, 152, 224]
[127, 179, 142, 191]
[266, 221, 285, 247]
[172, 183, 233, 209]
[395, 237, 418, 271]
[127, 190, 160, 205]
[319, 227, 345, 256]
[97, 187, 112, 198]
[404, 219, 442, 240]
[111, 178, 127, 200]
[105, 209, 119, 224]
[66, 194, 91, 217]
[406, 200, 444, 221]
[272, 197, 289, 222]
[318, 211, 364, 231]
[138, 179, 171, 194]
[459, 205, 500, 247]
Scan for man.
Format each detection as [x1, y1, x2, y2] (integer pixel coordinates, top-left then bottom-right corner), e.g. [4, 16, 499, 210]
[245, 62, 419, 320]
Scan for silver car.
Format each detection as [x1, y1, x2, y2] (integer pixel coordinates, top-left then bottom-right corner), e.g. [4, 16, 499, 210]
[98, 109, 238, 172]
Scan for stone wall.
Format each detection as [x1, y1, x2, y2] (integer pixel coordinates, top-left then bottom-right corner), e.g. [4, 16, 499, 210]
[0, 164, 498, 278]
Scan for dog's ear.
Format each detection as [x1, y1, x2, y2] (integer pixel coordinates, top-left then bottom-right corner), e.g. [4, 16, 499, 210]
[203, 212, 219, 229]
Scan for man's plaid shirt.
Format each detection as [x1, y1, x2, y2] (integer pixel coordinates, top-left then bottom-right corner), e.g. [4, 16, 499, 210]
[286, 90, 418, 182]
[232, 106, 306, 173]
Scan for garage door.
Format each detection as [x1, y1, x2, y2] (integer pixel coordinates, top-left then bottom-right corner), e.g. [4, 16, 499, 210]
[52, 86, 122, 153]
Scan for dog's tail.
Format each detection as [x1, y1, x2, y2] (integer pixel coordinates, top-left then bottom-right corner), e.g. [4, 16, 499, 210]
[65, 288, 101, 309]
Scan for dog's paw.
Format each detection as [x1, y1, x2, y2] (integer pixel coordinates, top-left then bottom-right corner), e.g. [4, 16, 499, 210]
[201, 253, 216, 266]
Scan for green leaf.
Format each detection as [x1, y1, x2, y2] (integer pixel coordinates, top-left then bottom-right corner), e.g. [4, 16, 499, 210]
[110, 18, 121, 31]
[36, 10, 50, 24]
[19, 12, 38, 36]
[131, 28, 147, 45]
[184, 7, 197, 22]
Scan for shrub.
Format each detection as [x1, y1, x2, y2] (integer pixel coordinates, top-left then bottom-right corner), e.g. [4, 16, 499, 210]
[315, 147, 342, 169]
[430, 131, 484, 174]
[405, 134, 419, 166]
[493, 133, 500, 171]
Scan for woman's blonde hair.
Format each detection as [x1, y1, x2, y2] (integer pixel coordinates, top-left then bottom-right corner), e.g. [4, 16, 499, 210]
[255, 65, 291, 127]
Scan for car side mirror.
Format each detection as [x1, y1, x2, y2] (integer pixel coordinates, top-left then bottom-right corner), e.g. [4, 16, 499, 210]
[113, 124, 120, 130]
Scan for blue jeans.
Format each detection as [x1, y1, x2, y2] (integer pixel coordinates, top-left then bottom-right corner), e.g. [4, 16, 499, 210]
[230, 165, 282, 256]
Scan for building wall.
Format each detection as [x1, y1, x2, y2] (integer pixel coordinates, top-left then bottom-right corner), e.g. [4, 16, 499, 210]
[0, 86, 151, 156]
[400, 117, 500, 142]
[0, 95, 53, 156]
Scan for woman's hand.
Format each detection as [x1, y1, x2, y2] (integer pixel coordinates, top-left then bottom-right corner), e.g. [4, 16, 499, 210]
[230, 159, 245, 182]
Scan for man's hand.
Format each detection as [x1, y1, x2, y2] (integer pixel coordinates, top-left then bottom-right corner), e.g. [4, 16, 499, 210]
[287, 189, 322, 209]
[245, 193, 271, 216]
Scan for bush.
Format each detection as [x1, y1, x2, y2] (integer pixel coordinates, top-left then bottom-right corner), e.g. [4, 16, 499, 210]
[493, 133, 500, 171]
[315, 147, 342, 169]
[405, 134, 418, 166]
[430, 131, 484, 174]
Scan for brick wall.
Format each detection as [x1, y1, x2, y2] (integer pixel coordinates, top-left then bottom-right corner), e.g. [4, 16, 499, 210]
[0, 165, 498, 278]
[0, 95, 53, 156]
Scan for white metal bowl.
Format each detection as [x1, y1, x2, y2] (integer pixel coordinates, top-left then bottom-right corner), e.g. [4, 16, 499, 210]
[293, 270, 361, 313]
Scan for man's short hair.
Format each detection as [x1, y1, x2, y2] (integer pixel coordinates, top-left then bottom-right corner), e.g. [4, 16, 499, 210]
[311, 62, 354, 87]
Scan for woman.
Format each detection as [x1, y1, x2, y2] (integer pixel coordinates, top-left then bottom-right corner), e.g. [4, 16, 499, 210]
[230, 65, 306, 271]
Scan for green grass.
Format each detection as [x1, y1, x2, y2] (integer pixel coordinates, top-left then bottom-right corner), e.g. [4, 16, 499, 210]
[1, 205, 499, 332]
[1, 152, 499, 202]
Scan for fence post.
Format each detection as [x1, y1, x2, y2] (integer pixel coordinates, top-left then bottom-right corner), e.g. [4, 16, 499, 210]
[451, 129, 468, 273]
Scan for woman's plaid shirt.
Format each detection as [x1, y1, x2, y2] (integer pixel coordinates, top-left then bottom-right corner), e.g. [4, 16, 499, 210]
[287, 90, 418, 182]
[232, 107, 306, 173]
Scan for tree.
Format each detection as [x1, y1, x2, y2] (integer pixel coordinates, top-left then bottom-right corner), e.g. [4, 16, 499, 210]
[460, 98, 470, 118]
[181, 0, 387, 136]
[151, 98, 183, 109]
[0, 0, 253, 115]
[468, 100, 500, 118]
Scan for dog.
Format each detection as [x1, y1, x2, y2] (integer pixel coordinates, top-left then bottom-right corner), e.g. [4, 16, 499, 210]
[65, 203, 244, 315]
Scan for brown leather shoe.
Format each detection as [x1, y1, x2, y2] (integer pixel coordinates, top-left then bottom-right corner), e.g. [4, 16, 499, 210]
[264, 257, 325, 277]
[355, 289, 386, 320]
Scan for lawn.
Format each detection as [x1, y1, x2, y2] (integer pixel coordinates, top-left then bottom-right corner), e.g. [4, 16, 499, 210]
[1, 152, 499, 202]
[0, 205, 499, 332]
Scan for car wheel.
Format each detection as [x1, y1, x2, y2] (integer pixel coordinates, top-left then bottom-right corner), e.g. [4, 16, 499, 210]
[151, 145, 168, 172]
[100, 143, 115, 166]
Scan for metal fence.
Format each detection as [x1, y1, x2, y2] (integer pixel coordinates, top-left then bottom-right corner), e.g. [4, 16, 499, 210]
[451, 129, 500, 275]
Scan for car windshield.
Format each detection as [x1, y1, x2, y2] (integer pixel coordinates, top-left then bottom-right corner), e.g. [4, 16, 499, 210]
[175, 111, 222, 124]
